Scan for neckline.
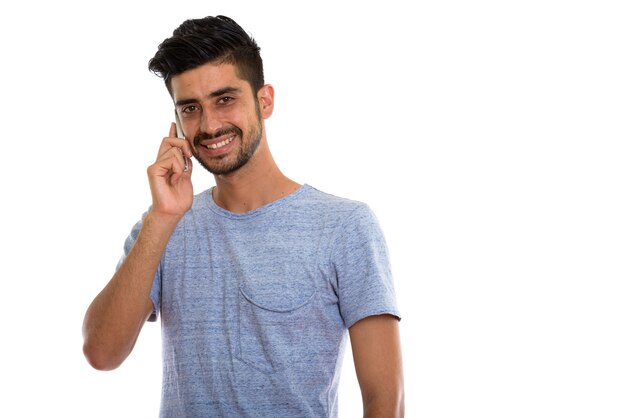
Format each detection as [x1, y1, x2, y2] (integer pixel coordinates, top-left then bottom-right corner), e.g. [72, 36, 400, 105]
[205, 184, 310, 219]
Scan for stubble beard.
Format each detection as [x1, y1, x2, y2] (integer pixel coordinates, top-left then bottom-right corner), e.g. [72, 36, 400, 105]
[192, 120, 263, 176]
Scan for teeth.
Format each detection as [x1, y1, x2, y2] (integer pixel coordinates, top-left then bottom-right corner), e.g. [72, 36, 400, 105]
[206, 136, 234, 149]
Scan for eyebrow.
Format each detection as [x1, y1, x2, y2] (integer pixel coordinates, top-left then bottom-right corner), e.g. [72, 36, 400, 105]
[175, 87, 242, 107]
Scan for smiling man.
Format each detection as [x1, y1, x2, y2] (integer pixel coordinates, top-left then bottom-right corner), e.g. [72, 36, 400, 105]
[82, 15, 404, 418]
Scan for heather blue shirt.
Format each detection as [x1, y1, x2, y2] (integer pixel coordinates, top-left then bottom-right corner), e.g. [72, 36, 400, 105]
[120, 184, 400, 417]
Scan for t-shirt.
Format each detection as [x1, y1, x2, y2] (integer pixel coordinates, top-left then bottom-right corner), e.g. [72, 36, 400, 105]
[120, 184, 400, 417]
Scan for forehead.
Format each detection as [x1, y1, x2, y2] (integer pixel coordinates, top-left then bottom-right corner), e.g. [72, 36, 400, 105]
[170, 62, 250, 102]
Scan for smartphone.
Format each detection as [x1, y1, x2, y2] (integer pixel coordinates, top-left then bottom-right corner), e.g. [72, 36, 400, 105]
[175, 112, 185, 139]
[175, 112, 189, 172]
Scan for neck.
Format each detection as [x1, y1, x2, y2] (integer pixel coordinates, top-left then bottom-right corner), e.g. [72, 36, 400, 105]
[211, 140, 300, 213]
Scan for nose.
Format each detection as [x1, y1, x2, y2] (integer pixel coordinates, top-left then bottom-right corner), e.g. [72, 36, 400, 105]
[200, 109, 223, 135]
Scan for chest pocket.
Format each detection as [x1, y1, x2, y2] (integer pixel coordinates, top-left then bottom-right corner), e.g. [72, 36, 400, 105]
[237, 278, 317, 375]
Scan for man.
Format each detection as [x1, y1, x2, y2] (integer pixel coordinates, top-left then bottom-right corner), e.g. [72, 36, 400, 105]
[83, 15, 403, 417]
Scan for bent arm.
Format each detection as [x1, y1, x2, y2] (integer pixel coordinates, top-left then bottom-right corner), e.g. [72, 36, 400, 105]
[82, 212, 178, 370]
[350, 314, 404, 418]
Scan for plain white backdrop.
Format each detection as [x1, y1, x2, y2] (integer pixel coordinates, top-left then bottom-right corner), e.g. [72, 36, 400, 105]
[1, 0, 625, 416]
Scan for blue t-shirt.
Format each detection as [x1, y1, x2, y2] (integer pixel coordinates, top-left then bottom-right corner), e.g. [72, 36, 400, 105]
[121, 184, 400, 417]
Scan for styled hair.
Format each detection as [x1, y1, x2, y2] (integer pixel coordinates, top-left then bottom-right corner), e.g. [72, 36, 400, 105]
[148, 15, 264, 95]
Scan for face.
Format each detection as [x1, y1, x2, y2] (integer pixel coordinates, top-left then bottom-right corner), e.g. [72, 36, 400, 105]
[171, 62, 271, 175]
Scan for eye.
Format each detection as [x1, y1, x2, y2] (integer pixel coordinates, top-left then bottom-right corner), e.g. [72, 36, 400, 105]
[181, 104, 199, 114]
[218, 96, 234, 105]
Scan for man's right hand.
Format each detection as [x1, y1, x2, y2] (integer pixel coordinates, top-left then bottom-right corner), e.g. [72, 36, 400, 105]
[147, 122, 194, 220]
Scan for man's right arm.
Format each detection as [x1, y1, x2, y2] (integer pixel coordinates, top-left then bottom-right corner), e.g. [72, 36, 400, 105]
[82, 213, 178, 370]
[82, 123, 193, 371]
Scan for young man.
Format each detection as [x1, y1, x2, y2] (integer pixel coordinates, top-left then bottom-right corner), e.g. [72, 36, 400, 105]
[83, 15, 404, 417]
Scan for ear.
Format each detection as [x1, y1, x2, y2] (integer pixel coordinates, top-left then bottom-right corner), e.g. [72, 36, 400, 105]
[257, 84, 275, 119]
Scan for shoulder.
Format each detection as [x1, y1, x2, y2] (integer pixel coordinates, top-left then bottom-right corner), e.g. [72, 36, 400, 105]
[298, 186, 383, 244]
[297, 184, 372, 218]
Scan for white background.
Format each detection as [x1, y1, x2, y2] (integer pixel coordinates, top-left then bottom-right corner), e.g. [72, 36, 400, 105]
[1, 0, 625, 417]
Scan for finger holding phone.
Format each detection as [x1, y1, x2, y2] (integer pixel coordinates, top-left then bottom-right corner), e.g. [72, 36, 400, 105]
[147, 120, 194, 220]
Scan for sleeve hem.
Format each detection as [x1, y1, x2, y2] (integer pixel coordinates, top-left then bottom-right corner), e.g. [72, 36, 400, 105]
[345, 309, 402, 329]
[147, 295, 159, 322]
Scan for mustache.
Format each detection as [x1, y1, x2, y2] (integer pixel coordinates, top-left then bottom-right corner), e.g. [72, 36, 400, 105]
[193, 127, 242, 147]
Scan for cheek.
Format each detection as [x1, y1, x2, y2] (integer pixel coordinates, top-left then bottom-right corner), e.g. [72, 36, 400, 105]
[180, 118, 198, 138]
[188, 137, 198, 153]
[224, 107, 246, 127]
[226, 101, 258, 125]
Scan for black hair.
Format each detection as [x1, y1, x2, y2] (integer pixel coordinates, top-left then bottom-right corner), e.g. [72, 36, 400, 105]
[148, 15, 264, 95]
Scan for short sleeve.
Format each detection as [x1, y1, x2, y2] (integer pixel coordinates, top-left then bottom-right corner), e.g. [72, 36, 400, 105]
[116, 212, 162, 322]
[330, 204, 401, 328]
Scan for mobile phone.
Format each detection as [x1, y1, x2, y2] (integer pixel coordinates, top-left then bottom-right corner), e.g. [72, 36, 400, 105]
[175, 112, 189, 172]
[175, 112, 185, 139]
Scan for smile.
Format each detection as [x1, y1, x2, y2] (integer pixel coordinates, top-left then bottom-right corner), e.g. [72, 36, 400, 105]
[204, 135, 235, 149]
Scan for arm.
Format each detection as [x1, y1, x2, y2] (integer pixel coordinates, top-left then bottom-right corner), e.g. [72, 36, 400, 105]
[82, 213, 179, 370]
[82, 123, 193, 371]
[350, 314, 404, 418]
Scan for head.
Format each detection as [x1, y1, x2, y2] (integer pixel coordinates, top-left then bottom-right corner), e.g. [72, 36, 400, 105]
[148, 16, 272, 175]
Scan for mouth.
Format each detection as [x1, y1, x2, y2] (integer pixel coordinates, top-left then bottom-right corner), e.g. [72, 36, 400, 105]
[199, 134, 236, 150]
[194, 133, 238, 159]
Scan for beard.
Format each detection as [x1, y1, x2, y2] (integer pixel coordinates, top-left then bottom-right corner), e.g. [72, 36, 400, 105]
[191, 120, 263, 175]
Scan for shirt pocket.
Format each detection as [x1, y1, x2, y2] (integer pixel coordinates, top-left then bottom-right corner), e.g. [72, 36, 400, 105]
[237, 280, 317, 375]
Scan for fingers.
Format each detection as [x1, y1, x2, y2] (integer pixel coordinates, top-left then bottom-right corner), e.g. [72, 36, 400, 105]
[157, 122, 193, 161]
[158, 137, 192, 159]
[159, 147, 187, 175]
[149, 124, 195, 182]
[169, 122, 177, 138]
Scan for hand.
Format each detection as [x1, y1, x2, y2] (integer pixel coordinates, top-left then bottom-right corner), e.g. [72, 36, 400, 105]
[147, 122, 194, 219]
